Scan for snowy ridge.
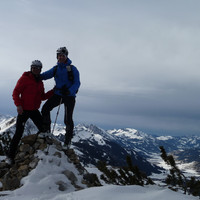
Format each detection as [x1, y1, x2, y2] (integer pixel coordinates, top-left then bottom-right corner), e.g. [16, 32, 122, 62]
[108, 128, 145, 140]
[0, 115, 200, 176]
[1, 183, 198, 200]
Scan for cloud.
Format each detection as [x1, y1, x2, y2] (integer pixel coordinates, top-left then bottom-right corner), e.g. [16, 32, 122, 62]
[1, 0, 200, 136]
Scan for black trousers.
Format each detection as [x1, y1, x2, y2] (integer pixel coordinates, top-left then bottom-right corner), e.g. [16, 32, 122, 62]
[41, 94, 75, 137]
[8, 110, 43, 159]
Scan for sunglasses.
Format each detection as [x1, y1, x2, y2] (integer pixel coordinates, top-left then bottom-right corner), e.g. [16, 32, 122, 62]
[31, 65, 42, 69]
[57, 53, 66, 57]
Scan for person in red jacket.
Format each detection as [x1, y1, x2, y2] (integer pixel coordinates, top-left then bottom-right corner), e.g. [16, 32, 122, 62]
[6, 60, 53, 165]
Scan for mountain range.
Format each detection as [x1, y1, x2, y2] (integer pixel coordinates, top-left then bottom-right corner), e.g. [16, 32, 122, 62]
[0, 114, 200, 177]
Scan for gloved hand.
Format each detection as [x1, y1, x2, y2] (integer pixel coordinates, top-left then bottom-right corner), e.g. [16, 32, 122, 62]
[17, 106, 23, 115]
[61, 85, 70, 96]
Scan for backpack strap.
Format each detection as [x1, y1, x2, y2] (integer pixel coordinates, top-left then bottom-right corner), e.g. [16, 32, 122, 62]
[66, 65, 74, 81]
[53, 65, 74, 81]
[53, 65, 58, 77]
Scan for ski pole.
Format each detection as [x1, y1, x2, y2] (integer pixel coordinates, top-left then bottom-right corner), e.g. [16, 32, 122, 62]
[46, 97, 62, 154]
[51, 97, 62, 135]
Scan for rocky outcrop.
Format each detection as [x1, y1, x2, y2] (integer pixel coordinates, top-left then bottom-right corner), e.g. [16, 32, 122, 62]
[0, 133, 101, 191]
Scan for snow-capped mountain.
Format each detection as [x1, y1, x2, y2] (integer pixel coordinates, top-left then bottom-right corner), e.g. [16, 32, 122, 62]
[108, 128, 200, 155]
[106, 128, 200, 176]
[0, 114, 200, 176]
[57, 126, 200, 176]
[71, 124, 161, 175]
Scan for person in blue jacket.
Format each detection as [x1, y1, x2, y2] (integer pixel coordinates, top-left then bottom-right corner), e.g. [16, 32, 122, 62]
[40, 47, 80, 145]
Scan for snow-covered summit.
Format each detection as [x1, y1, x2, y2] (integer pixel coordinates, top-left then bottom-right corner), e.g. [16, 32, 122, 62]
[156, 135, 173, 141]
[108, 128, 144, 139]
[0, 133, 93, 194]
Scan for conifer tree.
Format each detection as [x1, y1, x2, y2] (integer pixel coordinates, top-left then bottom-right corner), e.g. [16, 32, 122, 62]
[97, 155, 153, 186]
[159, 146, 186, 193]
[160, 146, 200, 197]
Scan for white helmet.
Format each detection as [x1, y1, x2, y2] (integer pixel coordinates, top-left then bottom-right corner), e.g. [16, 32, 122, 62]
[31, 60, 42, 68]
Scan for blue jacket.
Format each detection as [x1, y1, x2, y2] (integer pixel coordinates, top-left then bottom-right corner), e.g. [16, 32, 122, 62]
[40, 58, 80, 97]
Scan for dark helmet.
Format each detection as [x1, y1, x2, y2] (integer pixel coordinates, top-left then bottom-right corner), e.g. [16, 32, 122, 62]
[31, 60, 42, 68]
[56, 47, 68, 58]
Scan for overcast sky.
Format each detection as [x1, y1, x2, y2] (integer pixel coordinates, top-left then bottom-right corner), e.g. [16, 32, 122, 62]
[1, 0, 200, 136]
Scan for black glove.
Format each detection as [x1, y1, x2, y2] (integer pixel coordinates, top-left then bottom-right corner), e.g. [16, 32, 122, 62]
[61, 85, 70, 96]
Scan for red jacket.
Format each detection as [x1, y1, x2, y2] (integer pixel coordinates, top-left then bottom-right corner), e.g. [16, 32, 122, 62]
[12, 71, 53, 110]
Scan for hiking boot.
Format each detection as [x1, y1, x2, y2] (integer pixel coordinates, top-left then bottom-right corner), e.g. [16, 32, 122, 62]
[42, 124, 51, 133]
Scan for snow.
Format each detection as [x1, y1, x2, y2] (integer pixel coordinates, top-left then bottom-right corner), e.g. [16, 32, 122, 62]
[177, 161, 200, 177]
[156, 136, 173, 140]
[148, 153, 200, 178]
[108, 128, 144, 139]
[1, 184, 198, 200]
[73, 130, 91, 142]
[93, 134, 106, 145]
[0, 145, 199, 200]
[0, 146, 199, 200]
[67, 185, 198, 200]
[17, 150, 76, 195]
[0, 117, 16, 134]
[72, 129, 106, 145]
[0, 143, 86, 200]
